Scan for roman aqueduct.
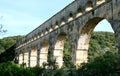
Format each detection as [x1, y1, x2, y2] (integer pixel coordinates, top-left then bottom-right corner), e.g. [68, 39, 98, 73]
[15, 0, 120, 68]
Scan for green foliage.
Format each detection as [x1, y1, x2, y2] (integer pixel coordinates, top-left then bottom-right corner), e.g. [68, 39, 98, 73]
[0, 61, 35, 76]
[0, 36, 23, 54]
[63, 38, 74, 69]
[88, 32, 118, 62]
[0, 45, 15, 62]
[77, 51, 120, 76]
[0, 36, 23, 63]
[30, 66, 44, 76]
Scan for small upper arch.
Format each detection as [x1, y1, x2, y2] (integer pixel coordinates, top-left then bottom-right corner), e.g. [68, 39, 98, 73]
[61, 17, 66, 26]
[49, 24, 53, 32]
[76, 7, 83, 17]
[68, 12, 74, 22]
[54, 21, 59, 29]
[86, 0, 93, 11]
[41, 30, 44, 37]
[45, 28, 49, 35]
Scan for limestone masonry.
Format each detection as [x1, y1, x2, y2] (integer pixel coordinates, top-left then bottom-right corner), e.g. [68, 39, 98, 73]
[15, 0, 120, 68]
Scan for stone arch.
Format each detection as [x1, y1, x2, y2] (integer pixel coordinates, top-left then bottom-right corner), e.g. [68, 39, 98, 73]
[30, 45, 38, 67]
[38, 32, 41, 38]
[61, 17, 66, 26]
[54, 21, 59, 29]
[40, 39, 49, 67]
[23, 49, 29, 67]
[76, 7, 83, 17]
[41, 30, 44, 37]
[37, 33, 40, 39]
[76, 17, 115, 65]
[68, 12, 74, 22]
[54, 32, 68, 68]
[49, 25, 53, 32]
[86, 0, 93, 11]
[96, 0, 105, 6]
[45, 28, 49, 35]
[18, 52, 23, 65]
[33, 34, 37, 40]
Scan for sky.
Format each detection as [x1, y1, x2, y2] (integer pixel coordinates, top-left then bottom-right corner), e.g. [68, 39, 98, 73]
[0, 0, 114, 39]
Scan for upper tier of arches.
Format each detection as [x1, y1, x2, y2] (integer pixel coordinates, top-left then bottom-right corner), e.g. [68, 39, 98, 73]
[16, 0, 108, 49]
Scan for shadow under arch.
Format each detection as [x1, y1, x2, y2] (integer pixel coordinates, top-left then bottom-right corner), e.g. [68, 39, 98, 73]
[40, 39, 49, 67]
[76, 17, 116, 65]
[54, 32, 70, 68]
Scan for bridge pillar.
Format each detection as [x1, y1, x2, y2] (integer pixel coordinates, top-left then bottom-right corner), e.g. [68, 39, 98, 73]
[111, 0, 120, 53]
[49, 45, 54, 60]
[48, 40, 55, 69]
[24, 52, 29, 67]
[110, 20, 120, 53]
[68, 34, 78, 66]
[37, 43, 41, 66]
[28, 47, 31, 67]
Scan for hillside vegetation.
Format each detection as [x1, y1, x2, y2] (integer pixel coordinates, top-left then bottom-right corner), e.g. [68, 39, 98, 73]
[0, 36, 23, 54]
[88, 32, 118, 62]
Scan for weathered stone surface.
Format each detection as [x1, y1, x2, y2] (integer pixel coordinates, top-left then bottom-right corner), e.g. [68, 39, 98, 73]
[15, 0, 120, 68]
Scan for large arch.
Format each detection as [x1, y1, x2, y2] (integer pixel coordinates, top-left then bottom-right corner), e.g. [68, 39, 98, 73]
[30, 45, 37, 67]
[54, 32, 68, 68]
[23, 50, 29, 67]
[18, 53, 23, 65]
[40, 39, 49, 67]
[76, 17, 116, 65]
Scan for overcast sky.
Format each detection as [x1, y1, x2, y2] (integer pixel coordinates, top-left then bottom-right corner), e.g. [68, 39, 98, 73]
[0, 0, 114, 39]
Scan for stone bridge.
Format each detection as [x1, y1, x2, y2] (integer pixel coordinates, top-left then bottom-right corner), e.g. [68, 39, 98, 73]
[15, 0, 120, 68]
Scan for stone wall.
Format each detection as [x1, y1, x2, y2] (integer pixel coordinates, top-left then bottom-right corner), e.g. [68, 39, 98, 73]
[15, 0, 120, 67]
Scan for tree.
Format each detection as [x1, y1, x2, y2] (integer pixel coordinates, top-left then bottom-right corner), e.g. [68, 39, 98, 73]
[77, 51, 120, 76]
[0, 16, 7, 34]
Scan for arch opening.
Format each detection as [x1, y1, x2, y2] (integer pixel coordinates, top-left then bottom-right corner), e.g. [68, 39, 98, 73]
[55, 21, 59, 29]
[68, 13, 73, 22]
[61, 17, 66, 25]
[37, 33, 40, 39]
[54, 32, 71, 68]
[23, 50, 29, 67]
[40, 40, 49, 67]
[45, 28, 48, 35]
[76, 7, 82, 17]
[18, 53, 23, 65]
[49, 25, 53, 32]
[30, 46, 37, 67]
[76, 17, 117, 66]
[41, 31, 44, 37]
[86, 0, 93, 11]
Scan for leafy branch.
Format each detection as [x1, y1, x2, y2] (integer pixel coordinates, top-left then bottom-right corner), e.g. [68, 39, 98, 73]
[0, 16, 7, 34]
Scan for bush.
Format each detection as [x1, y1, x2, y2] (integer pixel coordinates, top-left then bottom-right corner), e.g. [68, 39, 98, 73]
[77, 51, 120, 76]
[0, 61, 34, 76]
